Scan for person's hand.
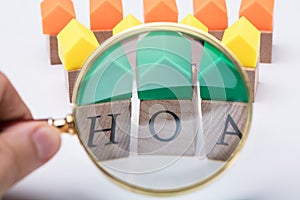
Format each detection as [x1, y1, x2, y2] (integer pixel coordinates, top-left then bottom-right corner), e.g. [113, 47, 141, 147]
[0, 72, 61, 195]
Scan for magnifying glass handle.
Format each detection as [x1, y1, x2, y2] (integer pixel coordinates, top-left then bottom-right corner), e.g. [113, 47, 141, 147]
[0, 114, 76, 134]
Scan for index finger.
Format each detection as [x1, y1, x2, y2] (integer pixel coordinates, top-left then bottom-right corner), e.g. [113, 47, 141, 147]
[0, 72, 32, 123]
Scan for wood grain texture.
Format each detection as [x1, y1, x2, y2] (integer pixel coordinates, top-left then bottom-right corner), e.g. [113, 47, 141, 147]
[260, 31, 273, 63]
[65, 69, 81, 102]
[208, 30, 225, 41]
[138, 100, 197, 156]
[49, 35, 62, 65]
[243, 65, 259, 102]
[93, 30, 113, 45]
[201, 100, 249, 161]
[75, 100, 131, 161]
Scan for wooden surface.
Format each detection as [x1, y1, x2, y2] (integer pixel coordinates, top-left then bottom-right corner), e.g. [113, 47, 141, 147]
[243, 64, 259, 102]
[49, 35, 61, 65]
[138, 100, 197, 156]
[260, 31, 273, 63]
[75, 100, 131, 161]
[93, 30, 113, 45]
[201, 100, 249, 161]
[65, 69, 81, 102]
[208, 30, 224, 41]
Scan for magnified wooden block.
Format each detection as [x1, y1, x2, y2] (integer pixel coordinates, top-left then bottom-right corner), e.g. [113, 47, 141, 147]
[93, 30, 113, 45]
[49, 35, 61, 65]
[138, 100, 197, 156]
[201, 100, 248, 161]
[65, 69, 81, 101]
[75, 100, 131, 161]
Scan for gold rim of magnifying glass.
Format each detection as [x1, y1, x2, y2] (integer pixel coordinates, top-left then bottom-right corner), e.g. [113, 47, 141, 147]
[71, 22, 253, 196]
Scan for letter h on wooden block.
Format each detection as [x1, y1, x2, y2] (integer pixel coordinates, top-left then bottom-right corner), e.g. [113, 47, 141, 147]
[201, 100, 248, 161]
[136, 30, 199, 156]
[73, 38, 134, 161]
[75, 100, 131, 161]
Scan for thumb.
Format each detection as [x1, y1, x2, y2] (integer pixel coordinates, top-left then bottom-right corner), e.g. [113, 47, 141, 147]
[0, 122, 61, 194]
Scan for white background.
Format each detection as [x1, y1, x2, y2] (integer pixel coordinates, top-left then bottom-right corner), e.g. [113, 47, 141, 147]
[1, 0, 299, 199]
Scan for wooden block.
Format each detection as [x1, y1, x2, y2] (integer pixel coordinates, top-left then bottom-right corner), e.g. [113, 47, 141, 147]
[193, 0, 228, 31]
[57, 19, 99, 70]
[260, 31, 273, 63]
[208, 30, 224, 41]
[93, 30, 113, 45]
[65, 69, 81, 102]
[138, 100, 197, 156]
[74, 100, 131, 161]
[49, 35, 61, 65]
[243, 64, 259, 102]
[90, 0, 123, 31]
[201, 100, 249, 161]
[143, 0, 178, 23]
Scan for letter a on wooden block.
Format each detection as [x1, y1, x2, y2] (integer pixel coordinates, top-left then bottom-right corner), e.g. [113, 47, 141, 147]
[74, 100, 131, 161]
[201, 100, 249, 161]
[138, 100, 196, 156]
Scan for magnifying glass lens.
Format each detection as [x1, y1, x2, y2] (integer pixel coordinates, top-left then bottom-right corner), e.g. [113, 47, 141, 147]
[72, 24, 251, 194]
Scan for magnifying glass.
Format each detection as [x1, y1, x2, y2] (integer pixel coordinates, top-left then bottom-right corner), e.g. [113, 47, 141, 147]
[3, 22, 252, 195]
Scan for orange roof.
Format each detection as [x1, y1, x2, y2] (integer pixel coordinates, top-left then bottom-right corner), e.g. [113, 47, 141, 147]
[239, 0, 274, 31]
[193, 0, 228, 30]
[144, 0, 178, 23]
[41, 0, 76, 35]
[90, 0, 123, 30]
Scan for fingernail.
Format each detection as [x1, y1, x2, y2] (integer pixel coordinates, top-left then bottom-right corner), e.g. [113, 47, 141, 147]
[32, 126, 60, 162]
